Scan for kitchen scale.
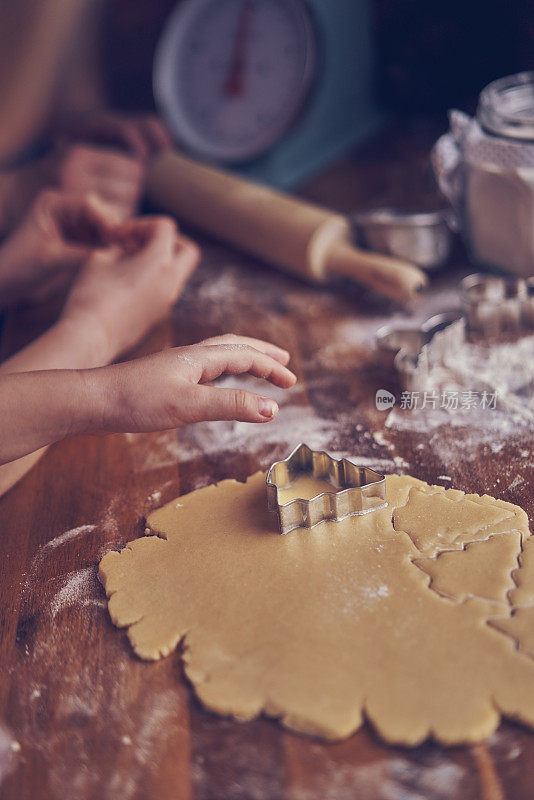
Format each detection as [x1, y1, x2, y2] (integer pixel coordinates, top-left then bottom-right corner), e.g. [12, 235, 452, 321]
[154, 0, 382, 188]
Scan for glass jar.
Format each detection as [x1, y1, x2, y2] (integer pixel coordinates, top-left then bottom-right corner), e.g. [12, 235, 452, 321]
[478, 72, 534, 141]
[433, 72, 534, 277]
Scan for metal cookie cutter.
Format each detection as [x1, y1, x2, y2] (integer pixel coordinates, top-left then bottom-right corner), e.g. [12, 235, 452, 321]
[460, 273, 534, 335]
[351, 208, 455, 271]
[376, 273, 534, 392]
[266, 443, 387, 534]
[376, 311, 466, 393]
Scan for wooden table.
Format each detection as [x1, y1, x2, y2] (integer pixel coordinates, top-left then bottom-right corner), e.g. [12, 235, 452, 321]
[1, 123, 533, 799]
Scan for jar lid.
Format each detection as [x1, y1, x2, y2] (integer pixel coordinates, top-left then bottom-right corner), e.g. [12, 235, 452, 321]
[478, 71, 534, 141]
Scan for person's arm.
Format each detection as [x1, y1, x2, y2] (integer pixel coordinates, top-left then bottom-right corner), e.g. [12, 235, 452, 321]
[0, 0, 93, 161]
[0, 310, 117, 494]
[0, 335, 295, 467]
[0, 214, 195, 494]
[0, 216, 296, 496]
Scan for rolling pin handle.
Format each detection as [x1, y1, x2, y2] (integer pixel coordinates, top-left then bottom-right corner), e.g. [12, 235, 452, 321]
[326, 240, 428, 304]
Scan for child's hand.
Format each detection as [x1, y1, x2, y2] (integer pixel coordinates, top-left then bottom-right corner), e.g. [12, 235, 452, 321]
[0, 335, 295, 467]
[89, 334, 297, 430]
[56, 144, 144, 220]
[0, 189, 117, 306]
[0, 145, 143, 236]
[62, 217, 199, 360]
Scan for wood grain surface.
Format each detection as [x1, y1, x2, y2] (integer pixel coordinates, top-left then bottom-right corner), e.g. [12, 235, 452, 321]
[1, 123, 533, 799]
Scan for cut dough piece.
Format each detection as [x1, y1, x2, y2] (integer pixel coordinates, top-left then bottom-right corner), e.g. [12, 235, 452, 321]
[393, 487, 516, 556]
[413, 532, 522, 604]
[490, 607, 534, 659]
[99, 472, 534, 746]
[510, 537, 534, 607]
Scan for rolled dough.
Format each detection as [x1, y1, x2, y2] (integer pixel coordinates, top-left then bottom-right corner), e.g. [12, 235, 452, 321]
[99, 471, 534, 745]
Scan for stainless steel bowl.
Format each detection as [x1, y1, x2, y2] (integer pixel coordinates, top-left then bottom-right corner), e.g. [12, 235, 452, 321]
[351, 208, 455, 270]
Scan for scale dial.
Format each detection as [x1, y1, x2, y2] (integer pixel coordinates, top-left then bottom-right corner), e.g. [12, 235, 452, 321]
[154, 0, 317, 163]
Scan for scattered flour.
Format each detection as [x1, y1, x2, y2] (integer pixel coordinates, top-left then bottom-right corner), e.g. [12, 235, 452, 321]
[287, 750, 465, 800]
[177, 403, 339, 460]
[508, 475, 526, 492]
[373, 431, 393, 449]
[29, 525, 98, 572]
[0, 724, 20, 784]
[41, 525, 96, 551]
[49, 567, 99, 619]
[386, 335, 534, 451]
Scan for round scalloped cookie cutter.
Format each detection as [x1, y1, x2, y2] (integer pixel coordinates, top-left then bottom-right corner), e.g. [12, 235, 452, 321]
[351, 208, 455, 271]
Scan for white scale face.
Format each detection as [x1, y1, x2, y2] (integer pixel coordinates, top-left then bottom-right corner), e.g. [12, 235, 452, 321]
[154, 0, 317, 163]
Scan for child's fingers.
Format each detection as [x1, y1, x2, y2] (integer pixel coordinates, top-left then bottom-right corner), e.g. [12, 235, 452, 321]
[92, 178, 141, 206]
[192, 344, 297, 388]
[198, 334, 291, 365]
[169, 238, 200, 283]
[88, 149, 144, 181]
[186, 385, 279, 423]
[41, 190, 122, 246]
[53, 242, 92, 267]
[140, 116, 174, 152]
[109, 216, 178, 258]
[99, 119, 150, 160]
[85, 194, 126, 228]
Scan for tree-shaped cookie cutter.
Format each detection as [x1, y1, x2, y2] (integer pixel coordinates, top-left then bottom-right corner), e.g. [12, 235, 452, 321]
[266, 443, 387, 534]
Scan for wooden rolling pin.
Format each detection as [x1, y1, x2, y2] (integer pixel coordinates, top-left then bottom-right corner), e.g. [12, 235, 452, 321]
[146, 151, 427, 303]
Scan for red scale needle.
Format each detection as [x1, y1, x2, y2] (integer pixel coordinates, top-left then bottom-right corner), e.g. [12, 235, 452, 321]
[224, 0, 254, 98]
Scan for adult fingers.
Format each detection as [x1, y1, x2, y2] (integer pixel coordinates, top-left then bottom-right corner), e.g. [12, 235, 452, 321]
[190, 343, 297, 387]
[198, 333, 290, 365]
[184, 384, 279, 423]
